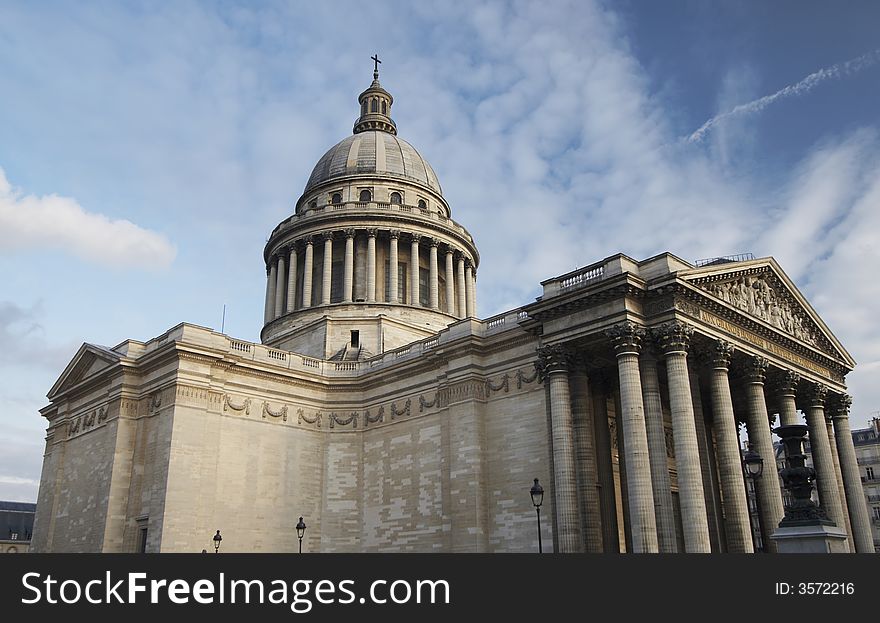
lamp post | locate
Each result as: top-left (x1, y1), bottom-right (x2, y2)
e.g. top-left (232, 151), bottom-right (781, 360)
top-left (213, 530), bottom-right (222, 554)
top-left (742, 446), bottom-right (766, 553)
top-left (530, 478), bottom-right (544, 553)
top-left (296, 516), bottom-right (306, 554)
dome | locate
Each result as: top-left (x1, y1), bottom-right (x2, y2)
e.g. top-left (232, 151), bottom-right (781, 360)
top-left (304, 131), bottom-right (442, 195)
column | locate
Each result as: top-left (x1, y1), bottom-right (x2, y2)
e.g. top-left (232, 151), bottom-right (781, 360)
top-left (410, 234), bottom-right (421, 306)
top-left (343, 229), bottom-right (354, 303)
top-left (536, 345), bottom-right (582, 552)
top-left (466, 260), bottom-right (476, 318)
top-left (321, 232), bottom-right (333, 305)
top-left (776, 370), bottom-right (801, 426)
top-left (708, 341), bottom-right (753, 553)
top-left (690, 360), bottom-right (724, 551)
top-left (263, 261), bottom-right (275, 324)
top-left (302, 237), bottom-right (314, 309)
top-left (428, 239), bottom-right (439, 310)
top-left (591, 373), bottom-right (619, 552)
top-left (445, 248), bottom-right (455, 315)
top-left (826, 413), bottom-right (854, 551)
top-left (654, 321), bottom-right (711, 553)
top-left (802, 384), bottom-right (848, 544)
top-left (569, 363), bottom-right (603, 552)
top-left (605, 322), bottom-right (658, 553)
top-left (456, 255), bottom-right (467, 318)
top-left (285, 244), bottom-right (297, 313)
top-left (638, 351), bottom-right (678, 552)
top-left (274, 252), bottom-right (286, 319)
top-left (389, 230), bottom-right (399, 303)
top-left (366, 229), bottom-right (377, 302)
top-left (830, 395), bottom-right (875, 553)
top-left (741, 356), bottom-right (785, 553)
top-left (266, 257), bottom-right (278, 322)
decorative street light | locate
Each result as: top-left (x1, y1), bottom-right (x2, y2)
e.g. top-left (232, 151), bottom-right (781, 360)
top-left (296, 516), bottom-right (307, 554)
top-left (530, 478), bottom-right (544, 554)
top-left (742, 446), bottom-right (766, 553)
top-left (213, 530), bottom-right (222, 554)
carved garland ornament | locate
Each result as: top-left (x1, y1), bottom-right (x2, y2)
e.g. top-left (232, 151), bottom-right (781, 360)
top-left (329, 412), bottom-right (358, 429)
top-left (262, 401), bottom-right (288, 421)
top-left (297, 408), bottom-right (322, 427)
top-left (223, 395), bottom-right (251, 415)
top-left (390, 398), bottom-right (411, 420)
top-left (363, 406), bottom-right (384, 427)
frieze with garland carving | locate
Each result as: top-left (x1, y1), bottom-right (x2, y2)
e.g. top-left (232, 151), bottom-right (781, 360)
top-left (419, 394), bottom-right (438, 413)
top-left (516, 367), bottom-right (539, 389)
top-left (329, 412), bottom-right (358, 429)
top-left (363, 406), bottom-right (384, 428)
top-left (297, 408), bottom-right (322, 428)
top-left (223, 394), bottom-right (251, 415)
top-left (67, 405), bottom-right (109, 439)
top-left (262, 401), bottom-right (288, 422)
top-left (390, 398), bottom-right (411, 420)
top-left (485, 373), bottom-right (510, 395)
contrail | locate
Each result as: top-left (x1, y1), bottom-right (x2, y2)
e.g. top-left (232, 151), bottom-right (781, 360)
top-left (687, 49), bottom-right (880, 143)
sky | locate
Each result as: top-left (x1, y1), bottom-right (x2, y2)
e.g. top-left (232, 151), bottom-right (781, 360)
top-left (1, 0), bottom-right (879, 502)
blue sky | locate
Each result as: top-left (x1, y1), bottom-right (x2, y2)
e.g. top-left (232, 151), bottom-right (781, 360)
top-left (1, 0), bottom-right (879, 501)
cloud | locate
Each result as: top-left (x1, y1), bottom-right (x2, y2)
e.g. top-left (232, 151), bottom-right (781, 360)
top-left (0, 300), bottom-right (79, 369)
top-left (0, 167), bottom-right (176, 269)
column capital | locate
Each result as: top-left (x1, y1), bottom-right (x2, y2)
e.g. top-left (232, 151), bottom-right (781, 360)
top-left (741, 355), bottom-right (769, 384)
top-left (535, 344), bottom-right (575, 381)
top-left (343, 228), bottom-right (356, 239)
top-left (303, 235), bottom-right (314, 246)
top-left (389, 229), bottom-right (400, 240)
top-left (464, 257), bottom-right (474, 269)
top-left (445, 246), bottom-right (456, 256)
top-left (429, 237), bottom-right (440, 248)
top-left (710, 339), bottom-right (735, 370)
top-left (774, 369), bottom-right (800, 398)
top-left (321, 231), bottom-right (334, 242)
top-left (410, 232), bottom-right (422, 244)
top-left (829, 393), bottom-right (853, 419)
top-left (803, 383), bottom-right (829, 408)
top-left (287, 241), bottom-right (299, 253)
top-left (366, 228), bottom-right (378, 238)
top-left (652, 320), bottom-right (693, 355)
top-left (605, 321), bottom-right (646, 356)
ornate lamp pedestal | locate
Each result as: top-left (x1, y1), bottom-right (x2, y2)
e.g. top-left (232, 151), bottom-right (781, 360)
top-left (769, 425), bottom-right (848, 553)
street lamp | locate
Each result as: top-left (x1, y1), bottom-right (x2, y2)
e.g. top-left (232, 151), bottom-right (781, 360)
top-left (213, 530), bottom-right (222, 554)
top-left (742, 447), bottom-right (766, 553)
top-left (296, 516), bottom-right (306, 554)
top-left (530, 478), bottom-right (544, 553)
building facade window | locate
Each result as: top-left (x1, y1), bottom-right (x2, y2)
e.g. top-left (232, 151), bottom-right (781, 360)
top-left (138, 528), bottom-right (148, 553)
top-left (873, 506), bottom-right (880, 520)
top-left (390, 192), bottom-right (402, 205)
top-left (418, 199), bottom-right (427, 210)
top-left (419, 267), bottom-right (429, 307)
top-left (359, 189), bottom-right (372, 202)
top-left (331, 193), bottom-right (342, 205)
top-left (868, 466), bottom-right (875, 481)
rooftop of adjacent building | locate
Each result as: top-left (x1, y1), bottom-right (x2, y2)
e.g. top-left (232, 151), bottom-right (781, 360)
top-left (0, 501), bottom-right (36, 542)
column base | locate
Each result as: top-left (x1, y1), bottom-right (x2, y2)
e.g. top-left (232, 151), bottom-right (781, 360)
top-left (770, 523), bottom-right (849, 553)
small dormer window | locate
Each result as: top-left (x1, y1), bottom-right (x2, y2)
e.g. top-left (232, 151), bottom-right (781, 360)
top-left (381, 101), bottom-right (387, 115)
top-left (390, 192), bottom-right (402, 205)
top-left (359, 189), bottom-right (372, 202)
top-left (418, 199), bottom-right (427, 210)
top-left (361, 101), bottom-right (367, 115)
top-left (331, 193), bottom-right (342, 205)
top-left (309, 200), bottom-right (317, 210)
top-left (371, 98), bottom-right (378, 113)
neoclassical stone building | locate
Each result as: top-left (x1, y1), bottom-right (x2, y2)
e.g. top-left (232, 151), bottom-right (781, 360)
top-left (31, 68), bottom-right (874, 553)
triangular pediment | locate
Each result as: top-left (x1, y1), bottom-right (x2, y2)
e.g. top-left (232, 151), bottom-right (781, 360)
top-left (678, 257), bottom-right (855, 367)
top-left (48, 343), bottom-right (122, 400)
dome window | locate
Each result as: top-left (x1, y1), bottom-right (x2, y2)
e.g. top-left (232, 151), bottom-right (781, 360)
top-left (418, 199), bottom-right (427, 210)
top-left (371, 98), bottom-right (378, 113)
top-left (331, 193), bottom-right (342, 205)
top-left (309, 200), bottom-right (317, 210)
top-left (390, 192), bottom-right (402, 205)
top-left (361, 101), bottom-right (367, 115)
top-left (381, 101), bottom-right (387, 115)
top-left (359, 189), bottom-right (372, 202)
